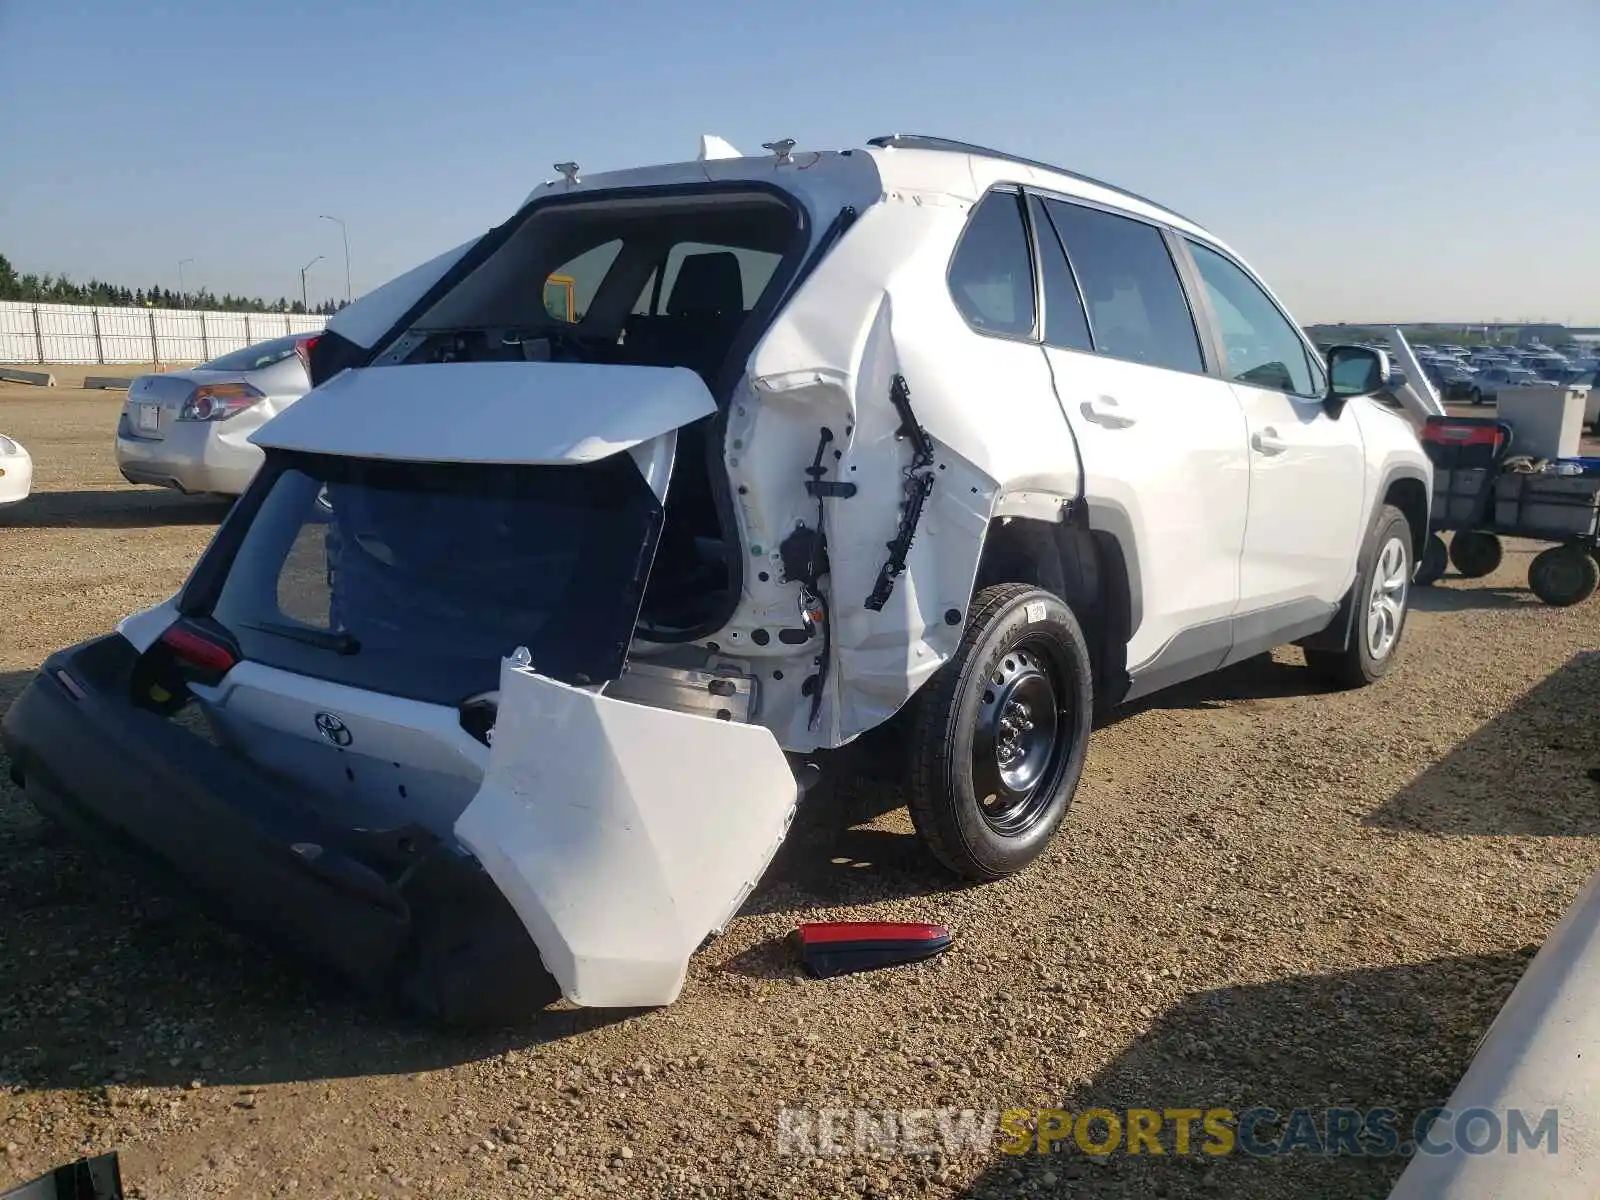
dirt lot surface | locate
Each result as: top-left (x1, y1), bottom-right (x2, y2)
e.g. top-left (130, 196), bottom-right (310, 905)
top-left (1, 380), bottom-right (1598, 1199)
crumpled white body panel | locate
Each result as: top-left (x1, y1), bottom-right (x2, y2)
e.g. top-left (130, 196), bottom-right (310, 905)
top-left (453, 660), bottom-right (798, 1008)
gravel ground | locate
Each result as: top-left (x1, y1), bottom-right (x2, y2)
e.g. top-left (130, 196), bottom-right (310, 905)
top-left (1, 380), bottom-right (1598, 1199)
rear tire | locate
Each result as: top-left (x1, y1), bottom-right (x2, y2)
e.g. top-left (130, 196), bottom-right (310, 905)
top-left (907, 584), bottom-right (1093, 882)
top-left (1528, 546), bottom-right (1600, 608)
top-left (1306, 505), bottom-right (1413, 689)
top-left (1448, 531), bottom-right (1504, 578)
top-left (1414, 533), bottom-right (1448, 586)
top-left (1470, 388), bottom-right (1484, 406)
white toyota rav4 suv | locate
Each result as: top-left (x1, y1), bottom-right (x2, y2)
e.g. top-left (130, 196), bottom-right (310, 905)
top-left (3, 134), bottom-right (1431, 1021)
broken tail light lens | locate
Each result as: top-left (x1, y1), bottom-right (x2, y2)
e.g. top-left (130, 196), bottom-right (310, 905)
top-left (178, 381), bottom-right (265, 422)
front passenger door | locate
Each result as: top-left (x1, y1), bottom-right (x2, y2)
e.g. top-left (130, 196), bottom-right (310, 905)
top-left (1182, 239), bottom-right (1366, 621)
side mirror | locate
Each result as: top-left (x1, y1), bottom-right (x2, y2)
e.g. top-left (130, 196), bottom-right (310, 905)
top-left (1326, 345), bottom-right (1390, 400)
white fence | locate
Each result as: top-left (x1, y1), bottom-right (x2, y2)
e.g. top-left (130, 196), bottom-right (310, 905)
top-left (0, 300), bottom-right (328, 365)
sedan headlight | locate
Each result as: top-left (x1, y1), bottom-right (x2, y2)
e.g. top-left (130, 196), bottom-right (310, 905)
top-left (0, 435), bottom-right (18, 456)
top-left (178, 381), bottom-right (266, 422)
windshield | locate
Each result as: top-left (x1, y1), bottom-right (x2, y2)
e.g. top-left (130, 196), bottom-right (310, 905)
top-left (201, 334), bottom-right (306, 373)
top-left (207, 452), bottom-right (662, 704)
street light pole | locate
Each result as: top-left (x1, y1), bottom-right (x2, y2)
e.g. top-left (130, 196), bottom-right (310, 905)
top-left (178, 257), bottom-right (195, 308)
top-left (319, 215), bottom-right (351, 304)
top-left (300, 255), bottom-right (325, 313)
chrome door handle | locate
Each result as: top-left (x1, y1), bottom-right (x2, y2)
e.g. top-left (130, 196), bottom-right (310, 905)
top-left (1251, 428), bottom-right (1288, 455)
top-left (1082, 396), bottom-right (1137, 428)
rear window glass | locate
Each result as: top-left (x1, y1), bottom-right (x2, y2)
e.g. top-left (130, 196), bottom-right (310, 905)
top-left (947, 190), bottom-right (1037, 338)
top-left (201, 334), bottom-right (304, 373)
top-left (544, 240), bottom-right (622, 323)
top-left (209, 454), bottom-right (662, 704)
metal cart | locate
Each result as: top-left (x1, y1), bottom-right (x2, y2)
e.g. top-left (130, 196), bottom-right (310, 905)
top-left (1414, 417), bottom-right (1600, 607)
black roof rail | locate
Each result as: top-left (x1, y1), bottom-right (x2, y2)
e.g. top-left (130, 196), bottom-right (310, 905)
top-left (865, 134), bottom-right (1202, 229)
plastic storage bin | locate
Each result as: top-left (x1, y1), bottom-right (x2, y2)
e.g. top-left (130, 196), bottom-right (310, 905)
top-left (1432, 467), bottom-right (1495, 526)
top-left (1495, 387), bottom-right (1587, 460)
top-left (1493, 472), bottom-right (1600, 540)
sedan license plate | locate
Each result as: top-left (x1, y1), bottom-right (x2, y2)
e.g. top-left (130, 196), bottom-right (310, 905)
top-left (135, 403), bottom-right (160, 433)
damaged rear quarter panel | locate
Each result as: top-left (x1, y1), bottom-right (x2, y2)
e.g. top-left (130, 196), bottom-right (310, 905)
top-left (738, 195), bottom-right (1081, 746)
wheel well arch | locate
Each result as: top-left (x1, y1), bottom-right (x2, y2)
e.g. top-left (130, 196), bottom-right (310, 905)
top-left (1382, 472), bottom-right (1430, 560)
top-left (973, 514), bottom-right (1134, 703)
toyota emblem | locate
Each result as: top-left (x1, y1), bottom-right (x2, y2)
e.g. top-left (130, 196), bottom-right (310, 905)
top-left (314, 711), bottom-right (352, 747)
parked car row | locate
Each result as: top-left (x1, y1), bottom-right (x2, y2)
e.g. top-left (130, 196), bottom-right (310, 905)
top-left (1339, 339), bottom-right (1599, 407)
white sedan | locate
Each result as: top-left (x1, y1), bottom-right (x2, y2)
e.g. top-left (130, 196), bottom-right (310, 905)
top-left (0, 434), bottom-right (31, 506)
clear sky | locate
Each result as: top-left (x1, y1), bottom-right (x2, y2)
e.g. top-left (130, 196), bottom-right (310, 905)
top-left (2, 0), bottom-right (1596, 323)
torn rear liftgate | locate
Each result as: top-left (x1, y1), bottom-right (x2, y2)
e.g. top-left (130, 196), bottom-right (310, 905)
top-left (257, 362), bottom-right (805, 1009)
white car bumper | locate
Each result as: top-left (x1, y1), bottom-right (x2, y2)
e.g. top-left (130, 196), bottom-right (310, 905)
top-left (454, 658), bottom-right (799, 1007)
top-left (0, 435), bottom-right (32, 505)
top-left (115, 415), bottom-right (264, 496)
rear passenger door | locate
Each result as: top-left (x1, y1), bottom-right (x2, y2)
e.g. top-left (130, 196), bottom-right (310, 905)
top-left (1029, 193), bottom-right (1250, 686)
top-left (1181, 239), bottom-right (1365, 620)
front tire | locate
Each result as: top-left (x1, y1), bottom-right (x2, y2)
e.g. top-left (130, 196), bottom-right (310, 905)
top-left (907, 584), bottom-right (1093, 882)
top-left (1305, 505), bottom-right (1413, 689)
top-left (1470, 388), bottom-right (1485, 406)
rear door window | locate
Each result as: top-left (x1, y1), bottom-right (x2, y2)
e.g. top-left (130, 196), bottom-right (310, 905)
top-left (1028, 195), bottom-right (1092, 352)
top-left (1041, 199), bottom-right (1204, 374)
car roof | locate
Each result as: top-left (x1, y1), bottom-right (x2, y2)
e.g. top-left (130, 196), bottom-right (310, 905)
top-left (524, 133), bottom-right (1217, 246)
top-left (864, 134), bottom-right (1206, 230)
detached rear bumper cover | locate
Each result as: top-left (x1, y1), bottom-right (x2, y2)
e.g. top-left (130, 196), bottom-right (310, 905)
top-left (455, 659), bottom-right (800, 1007)
top-left (0, 636), bottom-right (548, 1019)
top-left (4, 638), bottom-right (799, 1013)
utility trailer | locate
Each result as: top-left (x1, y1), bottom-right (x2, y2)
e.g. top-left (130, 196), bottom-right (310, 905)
top-left (1414, 416), bottom-right (1600, 607)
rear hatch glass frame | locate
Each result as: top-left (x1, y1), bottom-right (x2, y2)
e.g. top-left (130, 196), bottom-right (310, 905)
top-left (179, 447), bottom-right (665, 706)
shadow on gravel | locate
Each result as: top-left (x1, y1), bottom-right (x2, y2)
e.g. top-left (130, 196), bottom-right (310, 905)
top-left (736, 761), bottom-right (959, 927)
top-left (1409, 584), bottom-right (1532, 613)
top-left (1115, 652), bottom-right (1336, 717)
top-left (1, 489), bottom-right (232, 529)
top-left (0, 672), bottom-right (635, 1093)
top-left (742, 653), bottom-right (1352, 927)
top-left (959, 948), bottom-right (1535, 1200)
top-left (1366, 651), bottom-right (1600, 836)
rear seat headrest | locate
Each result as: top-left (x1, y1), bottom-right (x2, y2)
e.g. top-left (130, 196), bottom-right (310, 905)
top-left (666, 252), bottom-right (745, 318)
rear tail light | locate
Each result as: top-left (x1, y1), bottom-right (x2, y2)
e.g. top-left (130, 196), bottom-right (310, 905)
top-left (791, 921), bottom-right (954, 978)
top-left (178, 381), bottom-right (265, 422)
top-left (158, 623), bottom-right (238, 677)
top-left (294, 335), bottom-right (321, 374)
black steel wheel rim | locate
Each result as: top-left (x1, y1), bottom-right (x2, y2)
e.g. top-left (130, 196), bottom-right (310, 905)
top-left (971, 637), bottom-right (1076, 836)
